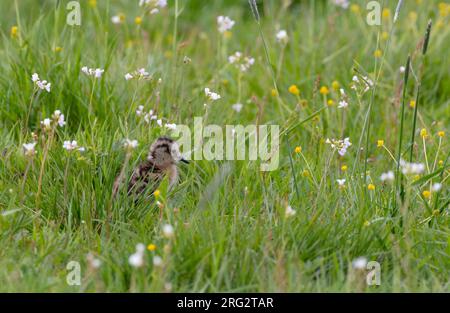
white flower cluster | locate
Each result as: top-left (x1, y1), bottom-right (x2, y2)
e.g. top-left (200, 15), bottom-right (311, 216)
top-left (399, 160), bottom-right (425, 175)
top-left (23, 142), bottom-right (37, 157)
top-left (124, 139), bottom-right (138, 151)
top-left (352, 257), bottom-right (368, 269)
top-left (380, 171), bottom-right (395, 182)
top-left (81, 66), bottom-right (104, 78)
top-left (162, 224), bottom-right (174, 238)
top-left (338, 88), bottom-right (349, 108)
top-left (139, 0), bottom-right (167, 14)
top-left (326, 137), bottom-right (352, 156)
top-left (128, 243), bottom-right (145, 268)
top-left (204, 88), bottom-right (221, 101)
top-left (86, 253), bottom-right (102, 269)
top-left (276, 30), bottom-right (289, 44)
top-left (63, 140), bottom-right (85, 152)
top-left (285, 205), bottom-right (296, 217)
top-left (351, 75), bottom-right (374, 94)
top-left (32, 73), bottom-right (51, 92)
top-left (135, 106), bottom-right (177, 130)
top-left (125, 68), bottom-right (151, 81)
top-left (41, 110), bottom-right (66, 131)
top-left (228, 51), bottom-right (255, 72)
top-left (217, 16), bottom-right (235, 33)
top-left (332, 0), bottom-right (350, 9)
top-left (337, 179), bottom-right (346, 188)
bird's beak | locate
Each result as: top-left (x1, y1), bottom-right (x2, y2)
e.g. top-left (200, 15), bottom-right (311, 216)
top-left (180, 158), bottom-right (190, 164)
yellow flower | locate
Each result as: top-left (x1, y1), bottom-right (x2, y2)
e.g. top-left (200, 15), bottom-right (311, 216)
top-left (332, 81), bottom-right (340, 91)
top-left (408, 11), bottom-right (418, 22)
top-left (271, 88), bottom-right (278, 97)
top-left (438, 131), bottom-right (445, 138)
top-left (147, 244), bottom-right (156, 251)
top-left (153, 189), bottom-right (161, 198)
top-left (350, 4), bottom-right (361, 14)
top-left (439, 2), bottom-right (450, 17)
top-left (327, 99), bottom-right (335, 106)
top-left (288, 84), bottom-right (300, 96)
top-left (135, 16), bottom-right (143, 25)
top-left (368, 184), bottom-right (375, 191)
top-left (363, 220), bottom-right (371, 227)
top-left (54, 46), bottom-right (63, 53)
top-left (438, 160), bottom-right (444, 167)
top-left (341, 165), bottom-right (348, 172)
top-left (377, 140), bottom-right (384, 148)
top-left (409, 100), bottom-right (416, 108)
top-left (420, 128), bottom-right (427, 138)
top-left (319, 86), bottom-right (329, 95)
top-left (126, 40), bottom-right (134, 49)
top-left (381, 31), bottom-right (389, 40)
top-left (382, 8), bottom-right (391, 19)
top-left (164, 50), bottom-right (173, 59)
top-left (294, 146), bottom-right (302, 153)
top-left (88, 0), bottom-right (97, 7)
top-left (10, 26), bottom-right (18, 38)
top-left (374, 49), bottom-right (382, 58)
top-left (302, 170), bottom-right (310, 178)
top-left (422, 190), bottom-right (431, 199)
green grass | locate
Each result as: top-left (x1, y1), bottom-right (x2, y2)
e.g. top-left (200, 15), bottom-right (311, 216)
top-left (0, 0), bottom-right (449, 292)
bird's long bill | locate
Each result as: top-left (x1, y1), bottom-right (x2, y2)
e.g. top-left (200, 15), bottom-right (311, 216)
top-left (180, 158), bottom-right (190, 164)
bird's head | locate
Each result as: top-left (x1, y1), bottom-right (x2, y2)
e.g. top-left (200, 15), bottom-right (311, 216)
top-left (148, 137), bottom-right (189, 168)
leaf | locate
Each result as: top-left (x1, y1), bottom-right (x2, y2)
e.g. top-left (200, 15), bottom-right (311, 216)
top-left (411, 165), bottom-right (449, 186)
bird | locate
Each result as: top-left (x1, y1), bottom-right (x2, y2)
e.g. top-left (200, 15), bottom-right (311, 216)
top-left (113, 137), bottom-right (188, 198)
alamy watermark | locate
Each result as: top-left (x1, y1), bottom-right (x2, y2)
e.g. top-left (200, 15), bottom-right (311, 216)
top-left (172, 117), bottom-right (280, 171)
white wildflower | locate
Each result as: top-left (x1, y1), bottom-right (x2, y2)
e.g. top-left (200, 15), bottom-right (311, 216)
top-left (228, 51), bottom-right (254, 72)
top-left (136, 105), bottom-right (144, 116)
top-left (165, 123), bottom-right (177, 130)
top-left (285, 205), bottom-right (296, 217)
top-left (327, 138), bottom-right (352, 156)
top-left (81, 66), bottom-right (105, 79)
top-left (86, 253), bottom-right (102, 269)
top-left (332, 0), bottom-right (350, 9)
top-left (41, 118), bottom-right (52, 130)
top-left (162, 224), bottom-right (174, 238)
top-left (128, 243), bottom-right (145, 268)
top-left (352, 257), bottom-right (368, 269)
top-left (432, 183), bottom-right (442, 192)
top-left (380, 171), bottom-right (395, 182)
top-left (276, 30), bottom-right (289, 44)
top-left (125, 73), bottom-right (133, 80)
top-left (204, 88), bottom-right (221, 101)
top-left (338, 100), bottom-right (348, 108)
top-left (153, 255), bottom-right (163, 267)
top-left (337, 179), bottom-right (346, 188)
top-left (111, 15), bottom-right (122, 24)
top-left (124, 139), bottom-right (138, 150)
top-left (217, 16), bottom-right (235, 33)
top-left (232, 103), bottom-right (243, 112)
top-left (32, 73), bottom-right (51, 92)
top-left (400, 159), bottom-right (425, 175)
top-left (63, 140), bottom-right (84, 152)
top-left (23, 142), bottom-right (37, 157)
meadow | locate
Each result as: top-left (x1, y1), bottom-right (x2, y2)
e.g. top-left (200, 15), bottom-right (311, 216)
top-left (0, 0), bottom-right (449, 292)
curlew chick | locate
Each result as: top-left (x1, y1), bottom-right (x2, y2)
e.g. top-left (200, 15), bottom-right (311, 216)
top-left (113, 137), bottom-right (188, 198)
